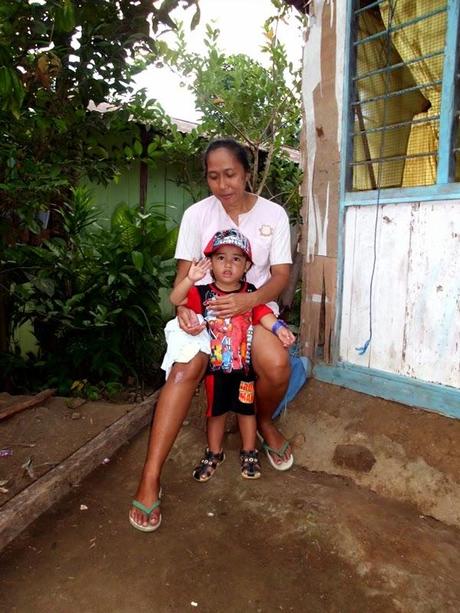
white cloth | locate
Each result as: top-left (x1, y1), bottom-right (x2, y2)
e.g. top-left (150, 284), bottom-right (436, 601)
top-left (174, 195), bottom-right (292, 290)
top-left (160, 315), bottom-right (211, 380)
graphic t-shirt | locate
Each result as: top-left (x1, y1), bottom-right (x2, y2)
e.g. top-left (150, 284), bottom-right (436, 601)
top-left (185, 282), bottom-right (272, 375)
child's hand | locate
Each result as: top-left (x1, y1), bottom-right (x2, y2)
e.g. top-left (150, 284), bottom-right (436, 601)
top-left (276, 326), bottom-right (296, 349)
top-left (187, 258), bottom-right (212, 283)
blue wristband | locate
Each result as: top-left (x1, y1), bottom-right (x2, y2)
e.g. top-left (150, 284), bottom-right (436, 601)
top-left (271, 319), bottom-right (288, 335)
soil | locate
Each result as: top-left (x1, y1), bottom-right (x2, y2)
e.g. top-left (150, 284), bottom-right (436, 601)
top-left (1, 382), bottom-right (460, 612)
top-left (0, 392), bottom-right (146, 504)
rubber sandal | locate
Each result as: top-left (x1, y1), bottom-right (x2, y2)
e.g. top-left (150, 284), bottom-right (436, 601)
top-left (240, 449), bottom-right (261, 480)
top-left (193, 448), bottom-right (225, 482)
top-left (129, 487), bottom-right (162, 533)
top-left (262, 440), bottom-right (294, 471)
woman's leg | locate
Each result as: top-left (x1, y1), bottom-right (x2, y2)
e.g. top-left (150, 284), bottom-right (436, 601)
top-left (130, 352), bottom-right (208, 528)
top-left (251, 325), bottom-right (292, 465)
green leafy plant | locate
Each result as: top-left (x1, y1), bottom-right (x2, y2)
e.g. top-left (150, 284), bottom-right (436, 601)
top-left (0, 0), bottom-right (200, 353)
top-left (2, 189), bottom-right (177, 392)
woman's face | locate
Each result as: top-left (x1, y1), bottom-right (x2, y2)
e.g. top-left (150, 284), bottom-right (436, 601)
top-left (205, 147), bottom-right (249, 207)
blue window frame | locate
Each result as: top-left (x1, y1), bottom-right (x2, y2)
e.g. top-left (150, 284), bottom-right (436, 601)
top-left (342, 0), bottom-right (460, 206)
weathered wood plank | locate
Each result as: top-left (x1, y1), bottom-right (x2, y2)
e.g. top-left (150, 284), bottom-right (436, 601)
top-left (370, 203), bottom-right (412, 374)
top-left (341, 205), bottom-right (379, 367)
top-left (0, 388), bottom-right (56, 421)
top-left (403, 201), bottom-right (460, 387)
top-left (340, 200), bottom-right (460, 388)
top-left (0, 391), bottom-right (159, 552)
top-left (339, 205), bottom-right (357, 362)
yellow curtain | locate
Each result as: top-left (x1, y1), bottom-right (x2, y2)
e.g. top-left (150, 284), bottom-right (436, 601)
top-left (353, 9), bottom-right (429, 190)
top-left (380, 0), bottom-right (447, 186)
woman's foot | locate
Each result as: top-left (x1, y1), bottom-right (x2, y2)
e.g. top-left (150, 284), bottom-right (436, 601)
top-left (240, 449), bottom-right (261, 479)
top-left (193, 448), bottom-right (225, 482)
top-left (257, 423), bottom-right (293, 470)
top-left (129, 480), bottom-right (162, 532)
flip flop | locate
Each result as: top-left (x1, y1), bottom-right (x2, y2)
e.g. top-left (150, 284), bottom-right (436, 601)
top-left (129, 488), bottom-right (162, 532)
top-left (261, 440), bottom-right (294, 471)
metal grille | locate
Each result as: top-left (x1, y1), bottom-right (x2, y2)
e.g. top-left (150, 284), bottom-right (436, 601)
top-left (350, 0), bottom-right (447, 191)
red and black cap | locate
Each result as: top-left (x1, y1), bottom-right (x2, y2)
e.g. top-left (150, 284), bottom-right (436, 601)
top-left (204, 228), bottom-right (253, 263)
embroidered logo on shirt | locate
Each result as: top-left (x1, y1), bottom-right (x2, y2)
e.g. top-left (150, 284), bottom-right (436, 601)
top-left (259, 224), bottom-right (273, 237)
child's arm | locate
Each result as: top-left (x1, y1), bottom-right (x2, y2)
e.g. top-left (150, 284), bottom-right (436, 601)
top-left (259, 313), bottom-right (296, 349)
top-left (170, 258), bottom-right (212, 306)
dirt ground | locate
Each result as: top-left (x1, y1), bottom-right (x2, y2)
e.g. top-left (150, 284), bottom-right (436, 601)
top-left (0, 392), bottom-right (141, 505)
top-left (1, 382), bottom-right (460, 612)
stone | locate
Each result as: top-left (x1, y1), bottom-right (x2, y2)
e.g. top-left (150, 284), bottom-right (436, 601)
top-left (333, 444), bottom-right (376, 473)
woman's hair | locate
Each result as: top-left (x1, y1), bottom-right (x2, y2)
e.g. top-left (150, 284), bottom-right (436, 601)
top-left (203, 138), bottom-right (252, 174)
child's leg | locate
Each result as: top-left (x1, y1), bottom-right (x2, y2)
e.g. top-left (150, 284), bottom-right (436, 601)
top-left (237, 414), bottom-right (257, 451)
top-left (192, 414), bottom-right (226, 482)
top-left (237, 414), bottom-right (261, 479)
top-left (207, 414), bottom-right (226, 453)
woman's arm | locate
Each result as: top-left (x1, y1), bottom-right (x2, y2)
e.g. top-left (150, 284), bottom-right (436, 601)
top-left (247, 263), bottom-right (291, 307)
top-left (174, 259), bottom-right (192, 286)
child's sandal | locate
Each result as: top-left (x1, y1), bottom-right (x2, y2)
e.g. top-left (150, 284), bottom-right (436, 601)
top-left (240, 449), bottom-right (261, 480)
top-left (193, 448), bottom-right (225, 482)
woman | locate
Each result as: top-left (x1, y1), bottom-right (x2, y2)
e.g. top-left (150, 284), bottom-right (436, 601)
top-left (129, 138), bottom-right (293, 532)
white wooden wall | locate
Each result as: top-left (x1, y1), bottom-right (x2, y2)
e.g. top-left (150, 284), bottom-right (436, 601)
top-left (340, 201), bottom-right (460, 388)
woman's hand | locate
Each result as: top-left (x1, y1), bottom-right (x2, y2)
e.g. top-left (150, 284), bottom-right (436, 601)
top-left (176, 305), bottom-right (206, 335)
top-left (207, 291), bottom-right (255, 318)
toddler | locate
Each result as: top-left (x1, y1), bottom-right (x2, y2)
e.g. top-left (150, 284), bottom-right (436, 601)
top-left (169, 228), bottom-right (295, 480)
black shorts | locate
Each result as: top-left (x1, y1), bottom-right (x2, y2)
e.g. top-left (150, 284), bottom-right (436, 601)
top-left (204, 371), bottom-right (255, 417)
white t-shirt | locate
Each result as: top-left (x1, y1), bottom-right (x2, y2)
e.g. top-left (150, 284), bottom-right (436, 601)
top-left (175, 195), bottom-right (292, 289)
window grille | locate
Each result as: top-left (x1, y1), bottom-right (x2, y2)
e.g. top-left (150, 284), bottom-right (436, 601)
top-left (349, 0), bottom-right (448, 191)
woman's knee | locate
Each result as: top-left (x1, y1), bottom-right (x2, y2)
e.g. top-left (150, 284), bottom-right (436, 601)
top-left (168, 354), bottom-right (207, 385)
top-left (253, 341), bottom-right (290, 386)
top-left (257, 359), bottom-right (290, 388)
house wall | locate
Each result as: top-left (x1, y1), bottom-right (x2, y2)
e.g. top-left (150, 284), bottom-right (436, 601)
top-left (300, 0), bottom-right (346, 361)
top-left (300, 1), bottom-right (460, 405)
top-left (340, 201), bottom-right (460, 388)
top-left (88, 161), bottom-right (198, 228)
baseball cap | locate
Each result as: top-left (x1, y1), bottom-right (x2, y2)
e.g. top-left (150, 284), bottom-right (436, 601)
top-left (203, 228), bottom-right (253, 263)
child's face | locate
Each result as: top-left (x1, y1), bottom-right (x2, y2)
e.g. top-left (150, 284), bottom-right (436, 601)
top-left (210, 245), bottom-right (250, 286)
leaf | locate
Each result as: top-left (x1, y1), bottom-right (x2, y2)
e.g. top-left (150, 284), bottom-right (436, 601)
top-left (131, 250), bottom-right (144, 271)
top-left (133, 139), bottom-right (143, 156)
top-left (147, 141), bottom-right (158, 156)
top-left (54, 0), bottom-right (76, 33)
top-left (33, 277), bottom-right (55, 297)
top-left (153, 225), bottom-right (179, 259)
top-left (190, 5), bottom-right (201, 30)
